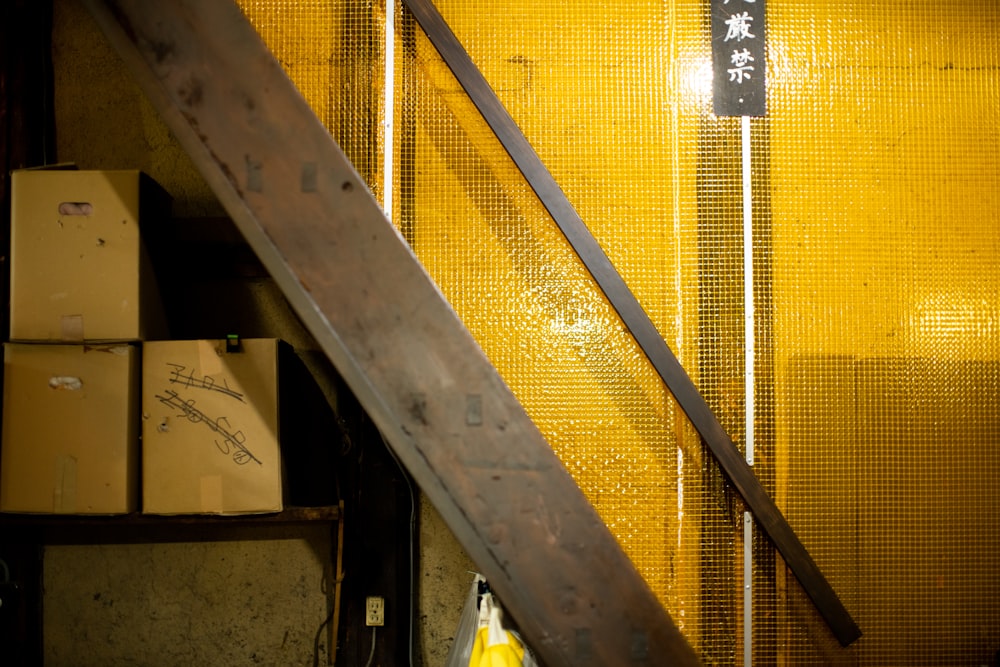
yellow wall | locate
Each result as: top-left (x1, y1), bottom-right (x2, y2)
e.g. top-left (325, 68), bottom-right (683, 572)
top-left (769, 2), bottom-right (999, 362)
top-left (768, 3), bottom-right (1000, 662)
top-left (240, 1), bottom-right (1000, 663)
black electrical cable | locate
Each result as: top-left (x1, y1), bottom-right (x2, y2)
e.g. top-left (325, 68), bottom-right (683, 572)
top-left (380, 430), bottom-right (416, 667)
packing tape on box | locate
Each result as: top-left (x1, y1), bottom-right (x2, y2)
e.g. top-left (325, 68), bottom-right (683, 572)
top-left (49, 375), bottom-right (83, 391)
top-left (54, 455), bottom-right (78, 513)
top-left (60, 314), bottom-right (85, 341)
top-left (200, 475), bottom-right (224, 514)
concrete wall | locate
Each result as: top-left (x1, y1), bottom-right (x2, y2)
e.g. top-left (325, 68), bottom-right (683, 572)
top-left (44, 532), bottom-right (334, 665)
top-left (45, 1), bottom-right (475, 664)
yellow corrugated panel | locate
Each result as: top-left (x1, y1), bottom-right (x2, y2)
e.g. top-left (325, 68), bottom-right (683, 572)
top-left (238, 1), bottom-right (999, 663)
top-left (770, 2), bottom-right (1000, 664)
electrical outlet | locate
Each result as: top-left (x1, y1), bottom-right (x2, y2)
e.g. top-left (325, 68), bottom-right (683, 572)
top-left (366, 596), bottom-right (385, 626)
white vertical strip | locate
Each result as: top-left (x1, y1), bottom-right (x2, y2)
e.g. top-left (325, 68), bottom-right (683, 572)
top-left (741, 114), bottom-right (754, 667)
top-left (744, 511), bottom-right (753, 666)
top-left (667, 10), bottom-right (688, 630)
top-left (382, 0), bottom-right (396, 223)
top-left (668, 0), bottom-right (685, 562)
top-left (742, 114), bottom-right (754, 467)
top-left (669, 5), bottom-right (684, 369)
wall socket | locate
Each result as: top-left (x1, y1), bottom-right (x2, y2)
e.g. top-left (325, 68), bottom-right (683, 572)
top-left (365, 596), bottom-right (385, 627)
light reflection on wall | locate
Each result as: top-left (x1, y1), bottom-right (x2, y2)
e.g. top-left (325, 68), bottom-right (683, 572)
top-left (681, 58), bottom-right (713, 106)
top-left (909, 292), bottom-right (998, 360)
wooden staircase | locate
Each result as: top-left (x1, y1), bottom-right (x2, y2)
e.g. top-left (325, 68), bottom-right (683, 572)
top-left (83, 1), bottom-right (859, 662)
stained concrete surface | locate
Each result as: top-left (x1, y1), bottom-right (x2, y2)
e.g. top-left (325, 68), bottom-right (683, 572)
top-left (42, 500), bottom-right (477, 666)
top-left (52, 0), bottom-right (224, 219)
top-left (44, 528), bottom-right (334, 666)
top-left (418, 498), bottom-right (478, 666)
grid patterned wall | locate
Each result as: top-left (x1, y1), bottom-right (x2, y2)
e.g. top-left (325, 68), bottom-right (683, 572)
top-left (398, 3), bottom-right (760, 658)
top-left (237, 1), bottom-right (999, 663)
top-left (769, 2), bottom-right (1000, 664)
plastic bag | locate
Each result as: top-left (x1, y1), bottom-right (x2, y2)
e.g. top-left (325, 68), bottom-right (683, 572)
top-left (445, 574), bottom-right (539, 667)
top-left (444, 573), bottom-right (485, 667)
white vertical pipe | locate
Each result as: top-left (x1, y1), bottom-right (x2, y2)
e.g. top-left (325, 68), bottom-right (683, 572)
top-left (383, 6), bottom-right (410, 663)
top-left (742, 114), bottom-right (755, 467)
top-left (744, 510), bottom-right (753, 666)
top-left (741, 114), bottom-right (754, 667)
top-left (382, 0), bottom-right (396, 223)
top-left (668, 4), bottom-right (686, 583)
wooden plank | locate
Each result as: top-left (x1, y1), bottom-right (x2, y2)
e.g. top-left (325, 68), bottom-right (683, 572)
top-left (0, 507), bottom-right (342, 545)
top-left (0, 506), bottom-right (340, 528)
top-left (401, 0), bottom-right (861, 647)
top-left (83, 2), bottom-right (702, 665)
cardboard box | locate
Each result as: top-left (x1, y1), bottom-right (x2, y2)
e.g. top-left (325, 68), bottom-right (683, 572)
top-left (142, 339), bottom-right (285, 515)
top-left (0, 343), bottom-right (139, 514)
top-left (10, 168), bottom-right (170, 342)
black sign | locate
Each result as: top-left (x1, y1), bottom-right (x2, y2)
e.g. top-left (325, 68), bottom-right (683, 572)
top-left (711, 0), bottom-right (767, 117)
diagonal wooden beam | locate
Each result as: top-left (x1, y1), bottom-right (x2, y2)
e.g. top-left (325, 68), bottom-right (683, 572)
top-left (83, 1), bottom-right (702, 665)
top-left (401, 0), bottom-right (861, 647)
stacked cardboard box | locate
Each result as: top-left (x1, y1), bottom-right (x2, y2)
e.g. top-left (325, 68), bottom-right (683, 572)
top-left (8, 169), bottom-right (169, 343)
top-left (141, 338), bottom-right (285, 515)
top-left (1, 343), bottom-right (140, 514)
top-left (1, 168), bottom-right (168, 514)
top-left (2, 169), bottom-right (293, 516)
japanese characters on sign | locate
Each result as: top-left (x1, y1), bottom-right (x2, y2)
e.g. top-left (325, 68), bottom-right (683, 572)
top-left (711, 0), bottom-right (767, 117)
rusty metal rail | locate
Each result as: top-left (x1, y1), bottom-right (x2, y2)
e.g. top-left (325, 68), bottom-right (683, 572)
top-left (84, 1), bottom-right (701, 664)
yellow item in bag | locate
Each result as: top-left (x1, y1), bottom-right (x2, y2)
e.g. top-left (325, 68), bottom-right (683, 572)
top-left (469, 598), bottom-right (525, 667)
